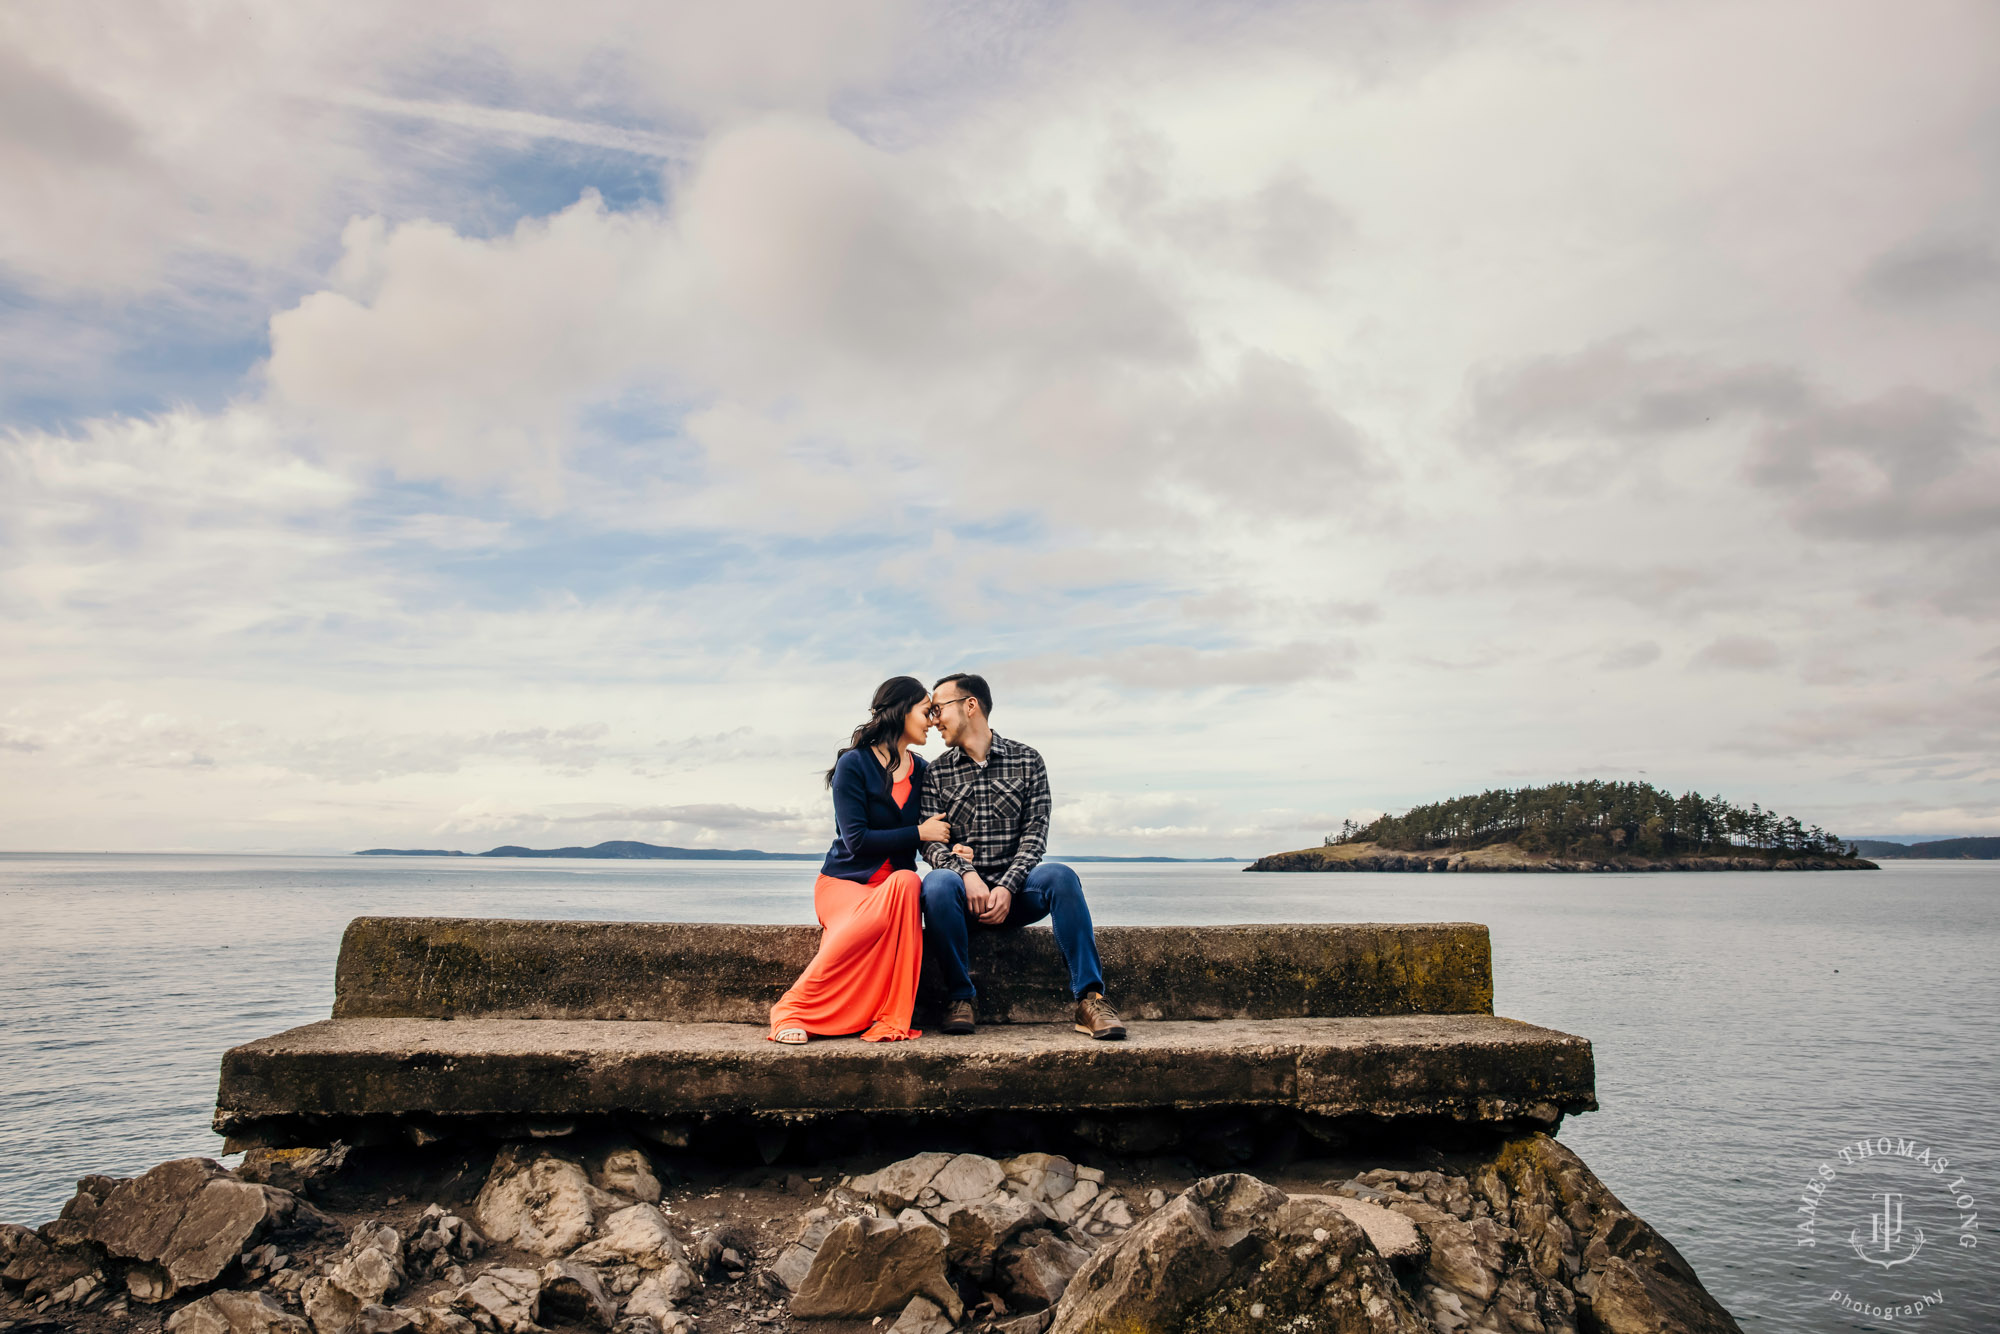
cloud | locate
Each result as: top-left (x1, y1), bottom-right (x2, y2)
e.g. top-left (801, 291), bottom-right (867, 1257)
top-left (1854, 236), bottom-right (2000, 309)
top-left (1002, 641), bottom-right (1358, 691)
top-left (1465, 339), bottom-right (1806, 465)
top-left (1599, 641), bottom-right (1661, 671)
top-left (1691, 635), bottom-right (1783, 672)
top-left (1748, 388), bottom-right (2000, 542)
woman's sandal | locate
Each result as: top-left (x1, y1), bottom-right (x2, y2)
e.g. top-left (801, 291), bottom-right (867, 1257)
top-left (773, 1028), bottom-right (808, 1045)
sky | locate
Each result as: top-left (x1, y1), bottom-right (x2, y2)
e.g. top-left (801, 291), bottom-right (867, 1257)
top-left (3, 0), bottom-right (1998, 855)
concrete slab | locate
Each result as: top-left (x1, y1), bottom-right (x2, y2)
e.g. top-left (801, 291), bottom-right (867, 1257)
top-left (330, 918), bottom-right (1495, 1025)
top-left (214, 1014), bottom-right (1595, 1146)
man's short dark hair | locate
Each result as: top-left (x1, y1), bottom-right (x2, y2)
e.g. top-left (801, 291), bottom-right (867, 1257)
top-left (934, 672), bottom-right (992, 718)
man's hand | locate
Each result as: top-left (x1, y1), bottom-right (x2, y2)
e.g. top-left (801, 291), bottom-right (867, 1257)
top-left (960, 872), bottom-right (1008, 924)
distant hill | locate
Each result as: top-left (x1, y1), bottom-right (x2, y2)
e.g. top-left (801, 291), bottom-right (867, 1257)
top-left (1852, 837), bottom-right (2000, 860)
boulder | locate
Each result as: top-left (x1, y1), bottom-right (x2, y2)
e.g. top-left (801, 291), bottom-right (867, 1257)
top-left (622, 1264), bottom-right (696, 1323)
top-left (589, 1147), bottom-right (662, 1204)
top-left (540, 1259), bottom-right (617, 1329)
top-left (788, 1215), bottom-right (962, 1321)
top-left (569, 1204), bottom-right (687, 1270)
top-left (996, 1229), bottom-right (1091, 1309)
top-left (770, 1211), bottom-right (835, 1292)
top-left (1492, 1134), bottom-right (1739, 1334)
top-left (475, 1146), bottom-right (599, 1257)
top-left (91, 1158), bottom-right (230, 1261)
top-left (403, 1308), bottom-right (477, 1334)
top-left (1045, 1175), bottom-right (1429, 1334)
top-left (446, 1266), bottom-right (542, 1333)
top-left (85, 1157), bottom-right (316, 1299)
top-left (236, 1145), bottom-right (349, 1199)
top-left (167, 1289), bottom-right (313, 1334)
top-left (0, 1228), bottom-right (100, 1303)
top-left (999, 1154), bottom-right (1075, 1205)
top-left (889, 1295), bottom-right (956, 1334)
top-left (1300, 1196), bottom-right (1425, 1263)
top-left (404, 1206), bottom-right (484, 1282)
top-left (930, 1153), bottom-right (1006, 1204)
top-left (849, 1153), bottom-right (955, 1212)
top-left (302, 1222), bottom-right (404, 1334)
top-left (938, 1194), bottom-right (1037, 1282)
top-left (1047, 1180), bottom-right (1099, 1225)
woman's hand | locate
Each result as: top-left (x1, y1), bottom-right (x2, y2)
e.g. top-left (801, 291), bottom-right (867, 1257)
top-left (918, 815), bottom-right (951, 843)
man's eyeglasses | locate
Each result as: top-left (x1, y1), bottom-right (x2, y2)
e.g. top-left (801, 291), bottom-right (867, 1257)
top-left (927, 695), bottom-right (973, 721)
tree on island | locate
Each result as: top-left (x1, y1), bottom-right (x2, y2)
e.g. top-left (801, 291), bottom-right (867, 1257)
top-left (1326, 780), bottom-right (1852, 860)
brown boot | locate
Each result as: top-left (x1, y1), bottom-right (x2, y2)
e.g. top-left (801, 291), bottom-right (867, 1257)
top-left (1074, 991), bottom-right (1125, 1040)
top-left (941, 999), bottom-right (976, 1035)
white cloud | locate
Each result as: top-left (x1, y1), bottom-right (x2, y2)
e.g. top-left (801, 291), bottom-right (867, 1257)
top-left (4, 0), bottom-right (2000, 852)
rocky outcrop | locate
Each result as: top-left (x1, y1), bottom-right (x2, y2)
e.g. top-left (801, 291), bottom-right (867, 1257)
top-left (4, 1135), bottom-right (1740, 1334)
top-left (1247, 841), bottom-right (1877, 872)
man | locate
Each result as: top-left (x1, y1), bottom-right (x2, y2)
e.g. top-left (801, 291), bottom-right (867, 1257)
top-left (918, 673), bottom-right (1125, 1040)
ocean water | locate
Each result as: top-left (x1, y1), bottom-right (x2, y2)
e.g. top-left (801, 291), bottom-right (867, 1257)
top-left (2, 853), bottom-right (1994, 1332)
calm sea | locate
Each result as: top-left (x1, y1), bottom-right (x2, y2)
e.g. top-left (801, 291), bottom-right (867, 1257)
top-left (3, 853), bottom-right (1994, 1332)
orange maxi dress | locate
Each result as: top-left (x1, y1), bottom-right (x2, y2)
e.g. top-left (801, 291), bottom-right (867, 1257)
top-left (767, 769), bottom-right (924, 1042)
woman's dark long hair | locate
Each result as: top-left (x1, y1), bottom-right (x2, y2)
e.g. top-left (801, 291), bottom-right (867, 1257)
top-left (825, 676), bottom-right (929, 788)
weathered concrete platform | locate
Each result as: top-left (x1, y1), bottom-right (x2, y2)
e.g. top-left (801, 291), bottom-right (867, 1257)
top-left (214, 917), bottom-right (1596, 1152)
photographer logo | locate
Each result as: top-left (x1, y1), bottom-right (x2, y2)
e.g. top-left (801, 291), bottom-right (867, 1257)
top-left (1795, 1134), bottom-right (1978, 1322)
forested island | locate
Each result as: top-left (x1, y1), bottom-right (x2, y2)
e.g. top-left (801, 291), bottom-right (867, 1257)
top-left (1248, 780), bottom-right (1878, 872)
top-left (1851, 835), bottom-right (2000, 859)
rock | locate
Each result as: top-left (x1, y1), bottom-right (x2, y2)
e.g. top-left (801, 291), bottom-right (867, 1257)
top-left (57, 1174), bottom-right (122, 1226)
top-left (929, 1154), bottom-right (1006, 1203)
top-left (621, 1264), bottom-right (697, 1325)
top-left (237, 1145), bottom-right (349, 1199)
top-left (404, 1206), bottom-right (484, 1282)
top-left (447, 1266), bottom-right (542, 1333)
top-left (302, 1222), bottom-right (404, 1334)
top-left (1421, 1215), bottom-right (1508, 1304)
top-left (1088, 1197), bottom-right (1134, 1232)
top-left (996, 1229), bottom-right (1092, 1309)
top-left (1045, 1175), bottom-right (1429, 1334)
top-left (1072, 1167), bottom-right (1104, 1185)
top-left (1294, 1195), bottom-right (1427, 1263)
top-left (848, 1153), bottom-right (955, 1212)
top-left (540, 1260), bottom-right (617, 1329)
top-left (568, 1204), bottom-right (686, 1270)
top-left (403, 1309), bottom-right (477, 1334)
top-left (474, 1146), bottom-right (599, 1257)
top-left (590, 1147), bottom-right (662, 1204)
top-left (1493, 1134), bottom-right (1739, 1334)
top-left (1144, 1189), bottom-right (1166, 1210)
top-left (999, 1154), bottom-right (1075, 1205)
top-left (770, 1211), bottom-right (835, 1292)
top-left (788, 1215), bottom-right (961, 1321)
top-left (938, 1194), bottom-right (1037, 1282)
top-left (128, 1263), bottom-right (175, 1303)
top-left (993, 1314), bottom-right (1050, 1334)
top-left (167, 1290), bottom-right (313, 1334)
top-left (889, 1295), bottom-right (955, 1334)
top-left (1047, 1180), bottom-right (1099, 1225)
top-left (86, 1157), bottom-right (315, 1299)
top-left (0, 1229), bottom-right (98, 1303)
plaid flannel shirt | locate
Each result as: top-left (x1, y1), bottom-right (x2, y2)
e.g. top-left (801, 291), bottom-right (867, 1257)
top-left (919, 733), bottom-right (1051, 892)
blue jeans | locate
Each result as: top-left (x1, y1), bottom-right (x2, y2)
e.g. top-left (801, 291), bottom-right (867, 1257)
top-left (920, 861), bottom-right (1105, 1001)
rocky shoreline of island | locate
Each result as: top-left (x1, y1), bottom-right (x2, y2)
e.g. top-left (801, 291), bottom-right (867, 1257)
top-left (1245, 841), bottom-right (1877, 873)
top-left (1, 1130), bottom-right (1742, 1334)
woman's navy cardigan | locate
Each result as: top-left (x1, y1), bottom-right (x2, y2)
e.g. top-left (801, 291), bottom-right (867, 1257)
top-left (820, 748), bottom-right (929, 882)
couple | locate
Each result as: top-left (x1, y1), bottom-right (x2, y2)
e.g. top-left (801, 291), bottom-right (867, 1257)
top-left (767, 673), bottom-right (1125, 1045)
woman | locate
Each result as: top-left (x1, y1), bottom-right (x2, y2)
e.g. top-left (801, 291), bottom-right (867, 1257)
top-left (768, 676), bottom-right (950, 1044)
